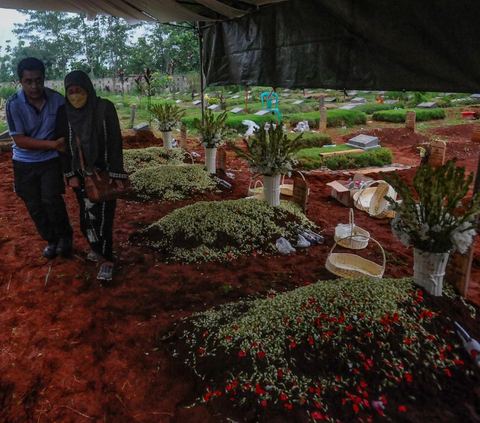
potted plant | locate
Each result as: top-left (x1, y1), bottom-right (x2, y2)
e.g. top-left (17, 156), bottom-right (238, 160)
top-left (193, 110), bottom-right (228, 174)
top-left (148, 102), bottom-right (185, 150)
top-left (382, 159), bottom-right (480, 296)
top-left (232, 123), bottom-right (303, 207)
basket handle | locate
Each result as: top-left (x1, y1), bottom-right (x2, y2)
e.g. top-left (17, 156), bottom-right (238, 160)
top-left (349, 208), bottom-right (355, 227)
top-left (249, 173), bottom-right (263, 190)
top-left (353, 180), bottom-right (384, 209)
top-left (328, 234), bottom-right (386, 273)
top-left (184, 151), bottom-right (195, 164)
top-left (282, 171), bottom-right (306, 185)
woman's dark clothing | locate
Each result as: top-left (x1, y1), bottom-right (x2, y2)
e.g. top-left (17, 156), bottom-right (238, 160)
top-left (56, 71), bottom-right (127, 262)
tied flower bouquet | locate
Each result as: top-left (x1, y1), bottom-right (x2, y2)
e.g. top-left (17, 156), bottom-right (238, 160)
top-left (232, 123), bottom-right (303, 176)
top-left (193, 110), bottom-right (228, 148)
top-left (149, 102), bottom-right (185, 132)
top-left (382, 159), bottom-right (480, 254)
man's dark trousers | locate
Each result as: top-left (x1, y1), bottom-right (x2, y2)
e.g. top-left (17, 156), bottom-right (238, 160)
top-left (13, 157), bottom-right (72, 243)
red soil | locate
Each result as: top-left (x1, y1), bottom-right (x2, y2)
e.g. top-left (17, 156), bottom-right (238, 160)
top-left (0, 124), bottom-right (479, 422)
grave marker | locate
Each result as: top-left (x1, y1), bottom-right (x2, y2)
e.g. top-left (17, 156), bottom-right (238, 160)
top-left (318, 95), bottom-right (325, 108)
top-left (472, 122), bottom-right (480, 143)
top-left (347, 90), bottom-right (358, 96)
top-left (231, 95), bottom-right (240, 99)
top-left (406, 111), bottom-right (416, 131)
top-left (208, 104), bottom-right (220, 111)
top-left (192, 100), bottom-right (202, 106)
top-left (319, 107), bottom-right (327, 133)
top-left (350, 97), bottom-right (366, 103)
top-left (254, 110), bottom-right (270, 116)
top-left (416, 102), bottom-right (437, 109)
top-left (133, 122), bottom-right (149, 133)
top-left (470, 94), bottom-right (480, 100)
top-left (230, 107), bottom-right (244, 114)
top-left (175, 99), bottom-right (182, 104)
top-left (430, 140), bottom-right (446, 167)
top-left (180, 125), bottom-right (187, 149)
top-left (292, 100), bottom-right (304, 105)
top-left (324, 97), bottom-right (337, 103)
top-left (339, 104), bottom-right (357, 110)
top-left (383, 99), bottom-right (398, 104)
top-left (346, 134), bottom-right (380, 150)
top-left (217, 148), bottom-right (227, 174)
top-left (293, 177), bottom-right (309, 213)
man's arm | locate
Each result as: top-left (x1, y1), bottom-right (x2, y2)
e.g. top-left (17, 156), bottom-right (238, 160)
top-left (12, 134), bottom-right (66, 152)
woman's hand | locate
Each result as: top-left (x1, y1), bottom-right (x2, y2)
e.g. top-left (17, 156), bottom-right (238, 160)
top-left (110, 179), bottom-right (124, 189)
top-left (69, 177), bottom-right (80, 188)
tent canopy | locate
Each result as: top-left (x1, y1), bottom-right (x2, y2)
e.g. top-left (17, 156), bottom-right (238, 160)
top-left (0, 0), bottom-right (285, 23)
top-left (203, 0), bottom-right (480, 92)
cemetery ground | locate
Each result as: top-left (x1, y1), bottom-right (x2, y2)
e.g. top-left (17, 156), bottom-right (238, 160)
top-left (1, 111), bottom-right (480, 422)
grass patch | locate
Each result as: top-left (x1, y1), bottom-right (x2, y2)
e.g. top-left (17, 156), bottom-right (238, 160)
top-left (287, 132), bottom-right (332, 148)
top-left (123, 147), bottom-right (186, 173)
top-left (137, 199), bottom-right (316, 263)
top-left (297, 147), bottom-right (393, 170)
top-left (181, 113), bottom-right (279, 133)
top-left (372, 108), bottom-right (446, 123)
top-left (354, 103), bottom-right (405, 115)
top-left (129, 164), bottom-right (215, 202)
top-left (175, 278), bottom-right (473, 421)
top-left (286, 109), bottom-right (367, 129)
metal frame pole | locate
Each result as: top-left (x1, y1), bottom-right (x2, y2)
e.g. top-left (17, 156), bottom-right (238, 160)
top-left (198, 22), bottom-right (206, 124)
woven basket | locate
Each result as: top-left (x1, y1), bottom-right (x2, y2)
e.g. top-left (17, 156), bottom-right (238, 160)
top-left (247, 174), bottom-right (264, 200)
top-left (280, 171), bottom-right (308, 196)
top-left (326, 235), bottom-right (386, 278)
top-left (334, 209), bottom-right (370, 250)
top-left (353, 180), bottom-right (396, 219)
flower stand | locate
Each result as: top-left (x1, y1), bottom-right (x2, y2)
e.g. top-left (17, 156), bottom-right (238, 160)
top-left (204, 147), bottom-right (217, 174)
top-left (413, 249), bottom-right (450, 296)
top-left (262, 174), bottom-right (281, 207)
top-left (162, 131), bottom-right (173, 150)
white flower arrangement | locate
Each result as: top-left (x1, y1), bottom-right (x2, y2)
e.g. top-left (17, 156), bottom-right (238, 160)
top-left (193, 110), bottom-right (228, 148)
top-left (148, 102), bottom-right (185, 132)
top-left (383, 159), bottom-right (480, 253)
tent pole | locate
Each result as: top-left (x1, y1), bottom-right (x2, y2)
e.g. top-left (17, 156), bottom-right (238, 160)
top-left (198, 22), bottom-right (206, 124)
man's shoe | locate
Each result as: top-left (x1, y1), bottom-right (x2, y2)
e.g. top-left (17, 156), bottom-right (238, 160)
top-left (56, 237), bottom-right (73, 256)
top-left (97, 264), bottom-right (113, 281)
top-left (43, 242), bottom-right (57, 259)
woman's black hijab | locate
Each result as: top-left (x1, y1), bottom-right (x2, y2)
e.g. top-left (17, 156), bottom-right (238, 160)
top-left (64, 70), bottom-right (102, 168)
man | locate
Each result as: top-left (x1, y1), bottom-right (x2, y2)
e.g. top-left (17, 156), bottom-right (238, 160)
top-left (6, 57), bottom-right (73, 259)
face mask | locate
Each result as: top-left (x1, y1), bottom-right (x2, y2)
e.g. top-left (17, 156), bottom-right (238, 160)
top-left (68, 93), bottom-right (88, 108)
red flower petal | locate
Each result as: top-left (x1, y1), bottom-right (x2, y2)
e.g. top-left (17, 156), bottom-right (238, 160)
top-left (311, 411), bottom-right (323, 420)
top-left (398, 406), bottom-right (406, 412)
top-left (261, 400), bottom-right (267, 407)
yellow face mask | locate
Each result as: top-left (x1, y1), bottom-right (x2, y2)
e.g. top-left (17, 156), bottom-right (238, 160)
top-left (68, 93), bottom-right (88, 109)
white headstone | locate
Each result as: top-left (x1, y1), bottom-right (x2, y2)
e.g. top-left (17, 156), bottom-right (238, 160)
top-left (192, 100), bottom-right (202, 105)
top-left (254, 110), bottom-right (271, 116)
top-left (470, 94), bottom-right (480, 100)
top-left (133, 122), bottom-right (150, 133)
top-left (283, 88), bottom-right (291, 93)
top-left (175, 99), bottom-right (182, 103)
top-left (324, 97), bottom-right (337, 103)
top-left (230, 107), bottom-right (244, 114)
top-left (292, 100), bottom-right (304, 104)
top-left (208, 104), bottom-right (220, 111)
top-left (350, 97), bottom-right (367, 103)
top-left (383, 99), bottom-right (398, 104)
top-left (339, 104), bottom-right (357, 110)
top-left (417, 102), bottom-right (437, 109)
top-left (347, 90), bottom-right (358, 96)
top-left (231, 95), bottom-right (240, 99)
top-left (346, 134), bottom-right (381, 150)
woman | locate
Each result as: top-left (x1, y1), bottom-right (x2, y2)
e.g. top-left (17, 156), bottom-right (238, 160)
top-left (56, 70), bottom-right (128, 281)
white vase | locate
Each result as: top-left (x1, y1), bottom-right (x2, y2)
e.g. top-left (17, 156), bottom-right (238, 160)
top-left (413, 248), bottom-right (450, 296)
top-left (162, 131), bottom-right (173, 150)
top-left (263, 174), bottom-right (281, 207)
top-left (204, 147), bottom-right (217, 174)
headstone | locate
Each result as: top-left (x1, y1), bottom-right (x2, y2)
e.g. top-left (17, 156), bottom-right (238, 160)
top-left (293, 177), bottom-right (309, 213)
top-left (446, 249), bottom-right (473, 297)
top-left (377, 91), bottom-right (387, 95)
top-left (470, 94), bottom-right (480, 100)
top-left (194, 93), bottom-right (200, 97)
top-left (180, 125), bottom-right (187, 150)
top-left (406, 111), bottom-right (416, 131)
top-left (283, 88), bottom-right (291, 93)
top-left (363, 91), bottom-right (372, 94)
top-left (192, 100), bottom-right (202, 106)
top-left (130, 104), bottom-right (136, 125)
top-left (347, 90), bottom-right (358, 96)
top-left (231, 95), bottom-right (240, 99)
top-left (346, 134), bottom-right (380, 150)
top-left (430, 140), bottom-right (446, 167)
top-left (324, 97), bottom-right (337, 103)
top-left (350, 97), bottom-right (366, 103)
top-left (319, 107), bottom-right (327, 133)
top-left (282, 93), bottom-right (291, 97)
top-left (254, 110), bottom-right (271, 116)
top-left (339, 104), bottom-right (357, 110)
top-left (115, 103), bottom-right (124, 108)
top-left (133, 122), bottom-right (149, 133)
top-left (230, 107), bottom-right (244, 114)
top-left (227, 91), bottom-right (232, 94)
top-left (416, 102), bottom-right (437, 109)
top-left (208, 104), bottom-right (220, 111)
top-left (175, 99), bottom-right (182, 104)
top-left (217, 148), bottom-right (227, 174)
top-left (472, 122), bottom-right (480, 143)
top-left (292, 100), bottom-right (304, 105)
top-left (318, 96), bottom-right (325, 108)
top-left (175, 91), bottom-right (180, 95)
top-left (306, 90), bottom-right (314, 94)
top-left (383, 99), bottom-right (398, 105)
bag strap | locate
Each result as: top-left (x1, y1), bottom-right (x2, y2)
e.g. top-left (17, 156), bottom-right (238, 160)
top-left (75, 135), bottom-right (87, 171)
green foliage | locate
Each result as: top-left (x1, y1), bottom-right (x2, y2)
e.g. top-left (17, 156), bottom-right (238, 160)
top-left (372, 108), bottom-right (446, 123)
top-left (193, 110), bottom-right (228, 148)
top-left (298, 147), bottom-right (393, 170)
top-left (123, 147), bottom-right (186, 173)
top-left (176, 277), bottom-right (468, 419)
top-left (286, 109), bottom-right (367, 128)
top-left (381, 159), bottom-right (480, 253)
top-left (182, 113), bottom-right (278, 132)
top-left (387, 91), bottom-right (409, 101)
top-left (138, 199), bottom-right (315, 263)
top-left (231, 124), bottom-right (304, 176)
top-left (287, 132), bottom-right (332, 148)
top-left (354, 103), bottom-right (404, 115)
top-left (130, 164), bottom-right (215, 202)
top-left (148, 102), bottom-right (185, 131)
top-left (0, 85), bottom-right (17, 100)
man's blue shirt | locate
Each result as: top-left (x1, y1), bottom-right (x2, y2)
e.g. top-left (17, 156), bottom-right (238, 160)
top-left (6, 87), bottom-right (65, 163)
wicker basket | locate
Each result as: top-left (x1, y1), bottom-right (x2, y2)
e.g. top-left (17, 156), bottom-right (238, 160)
top-left (353, 180), bottom-right (396, 219)
top-left (334, 209), bottom-right (370, 250)
top-left (326, 235), bottom-right (386, 278)
top-left (247, 174), bottom-right (265, 200)
top-left (280, 171), bottom-right (308, 196)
